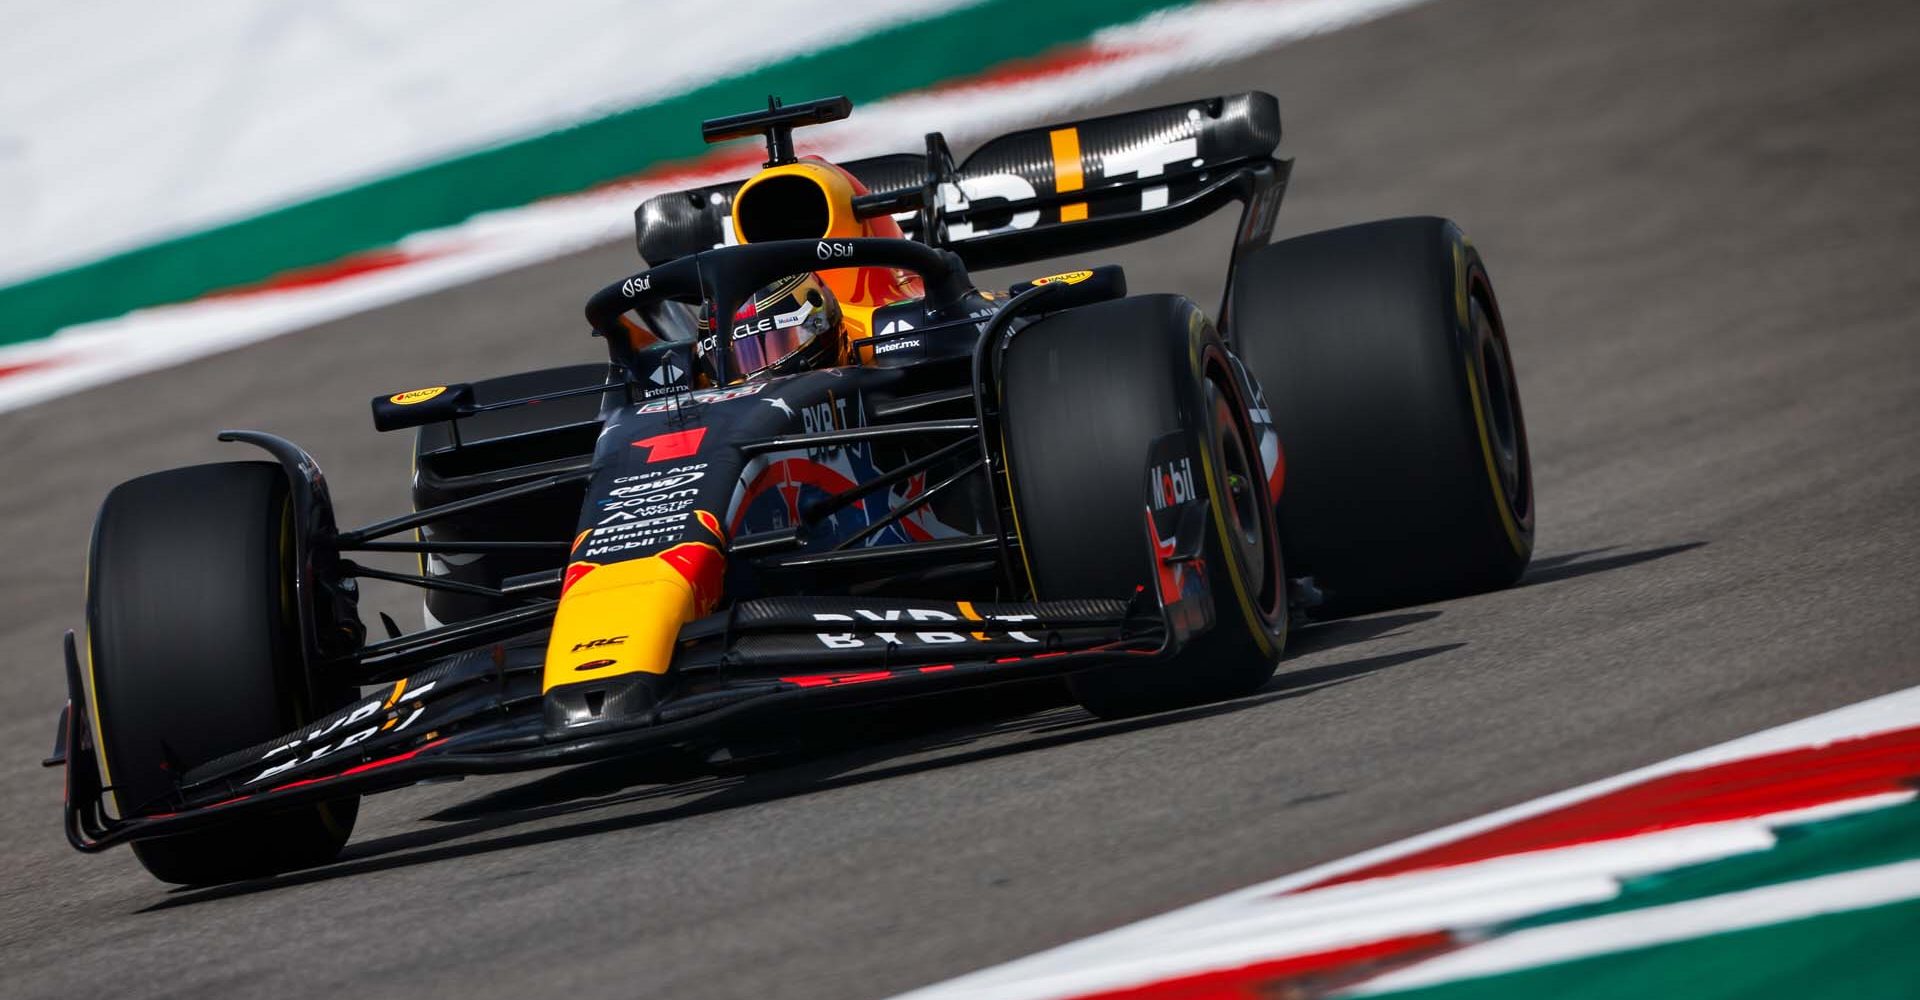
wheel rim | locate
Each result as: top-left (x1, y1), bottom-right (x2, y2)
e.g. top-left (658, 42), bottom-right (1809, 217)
top-left (1206, 366), bottom-right (1283, 623)
top-left (1471, 295), bottom-right (1529, 522)
top-left (1213, 388), bottom-right (1263, 553)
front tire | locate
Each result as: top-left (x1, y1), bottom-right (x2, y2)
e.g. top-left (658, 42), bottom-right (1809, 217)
top-left (87, 462), bottom-right (357, 884)
top-left (1002, 295), bottom-right (1287, 718)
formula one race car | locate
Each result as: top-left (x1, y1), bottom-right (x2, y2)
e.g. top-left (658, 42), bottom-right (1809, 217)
top-left (47, 92), bottom-right (1532, 884)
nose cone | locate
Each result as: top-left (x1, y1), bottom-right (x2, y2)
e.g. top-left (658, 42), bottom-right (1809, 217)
top-left (543, 672), bottom-right (663, 732)
top-left (539, 543), bottom-right (726, 733)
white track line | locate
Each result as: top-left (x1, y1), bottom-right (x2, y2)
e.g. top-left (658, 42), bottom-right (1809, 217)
top-left (892, 686), bottom-right (1920, 999)
top-left (0, 0), bottom-right (1432, 415)
top-left (1351, 858), bottom-right (1920, 994)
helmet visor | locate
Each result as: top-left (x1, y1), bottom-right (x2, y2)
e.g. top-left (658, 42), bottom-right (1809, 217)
top-left (723, 274), bottom-right (836, 378)
top-left (729, 299), bottom-right (821, 375)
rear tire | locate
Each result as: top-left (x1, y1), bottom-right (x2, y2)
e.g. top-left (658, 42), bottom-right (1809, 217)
top-left (87, 462), bottom-right (357, 884)
top-left (1003, 295), bottom-right (1286, 718)
top-left (1232, 217), bottom-right (1533, 611)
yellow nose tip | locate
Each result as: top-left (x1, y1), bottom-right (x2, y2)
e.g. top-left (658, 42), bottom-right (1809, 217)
top-left (542, 558), bottom-right (696, 691)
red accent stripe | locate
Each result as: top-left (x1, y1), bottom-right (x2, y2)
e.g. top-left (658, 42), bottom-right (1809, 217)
top-left (655, 541), bottom-right (727, 615)
top-left (150, 737), bottom-right (456, 817)
top-left (0, 358), bottom-right (56, 380)
top-left (923, 41), bottom-right (1164, 94)
top-left (1301, 723), bottom-right (1920, 890)
top-left (562, 561), bottom-right (598, 595)
top-left (266, 738), bottom-right (451, 794)
top-left (203, 246), bottom-right (453, 300)
top-left (134, 42), bottom-right (1171, 318)
top-left (583, 146), bottom-right (768, 197)
top-left (778, 670), bottom-right (898, 688)
top-left (632, 426), bottom-right (708, 462)
top-left (1060, 932), bottom-right (1451, 1000)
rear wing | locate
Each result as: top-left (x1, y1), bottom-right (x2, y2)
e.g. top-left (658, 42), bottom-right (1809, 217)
top-left (635, 92), bottom-right (1290, 324)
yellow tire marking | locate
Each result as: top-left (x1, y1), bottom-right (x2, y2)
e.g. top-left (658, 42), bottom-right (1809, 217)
top-left (1190, 325), bottom-right (1280, 659)
top-left (77, 556), bottom-right (127, 817)
top-left (1453, 241), bottom-right (1471, 329)
top-left (999, 421), bottom-right (1040, 595)
top-left (1461, 351), bottom-right (1527, 555)
top-left (1454, 241), bottom-right (1527, 556)
top-left (82, 566), bottom-right (118, 816)
top-left (383, 679), bottom-right (407, 709)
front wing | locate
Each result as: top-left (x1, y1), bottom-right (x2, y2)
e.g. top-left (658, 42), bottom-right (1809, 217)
top-left (57, 495), bottom-right (1217, 852)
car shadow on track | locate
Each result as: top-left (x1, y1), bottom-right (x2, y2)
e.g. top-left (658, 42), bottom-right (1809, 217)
top-left (1519, 542), bottom-right (1707, 588)
top-left (140, 641), bottom-right (1464, 912)
top-left (1286, 610), bottom-right (1443, 656)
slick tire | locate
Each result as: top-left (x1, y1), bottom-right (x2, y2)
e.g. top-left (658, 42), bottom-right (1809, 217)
top-left (1232, 217), bottom-right (1533, 611)
top-left (1003, 294), bottom-right (1287, 719)
top-left (86, 462), bottom-right (358, 884)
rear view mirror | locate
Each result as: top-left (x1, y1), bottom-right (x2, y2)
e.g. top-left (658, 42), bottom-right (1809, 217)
top-left (1009, 265), bottom-right (1127, 311)
top-left (370, 383), bottom-right (474, 432)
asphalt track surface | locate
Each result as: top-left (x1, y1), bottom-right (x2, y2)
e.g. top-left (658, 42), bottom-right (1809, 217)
top-left (4, 0), bottom-right (1919, 996)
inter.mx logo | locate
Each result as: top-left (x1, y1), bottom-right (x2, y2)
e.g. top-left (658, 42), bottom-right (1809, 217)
top-left (649, 355), bottom-right (685, 386)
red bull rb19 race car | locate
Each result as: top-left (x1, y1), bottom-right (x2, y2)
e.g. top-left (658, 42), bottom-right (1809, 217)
top-left (47, 92), bottom-right (1533, 884)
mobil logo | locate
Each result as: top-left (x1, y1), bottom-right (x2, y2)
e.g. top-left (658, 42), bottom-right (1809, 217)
top-left (1152, 456), bottom-right (1197, 510)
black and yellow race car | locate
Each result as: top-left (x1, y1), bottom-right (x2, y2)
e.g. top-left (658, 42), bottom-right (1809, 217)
top-left (47, 92), bottom-right (1532, 884)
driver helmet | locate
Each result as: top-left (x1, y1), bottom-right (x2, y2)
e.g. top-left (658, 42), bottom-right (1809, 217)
top-left (700, 272), bottom-right (843, 382)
